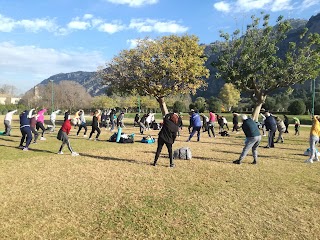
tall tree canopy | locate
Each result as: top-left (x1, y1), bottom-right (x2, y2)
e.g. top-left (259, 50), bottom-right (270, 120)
top-left (212, 13), bottom-right (320, 120)
top-left (100, 35), bottom-right (210, 116)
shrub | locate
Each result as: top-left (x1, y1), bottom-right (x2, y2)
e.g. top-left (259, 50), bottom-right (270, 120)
top-left (172, 101), bottom-right (186, 113)
top-left (288, 100), bottom-right (306, 115)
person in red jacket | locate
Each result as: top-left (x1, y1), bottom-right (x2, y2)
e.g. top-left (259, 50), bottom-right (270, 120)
top-left (57, 115), bottom-right (79, 156)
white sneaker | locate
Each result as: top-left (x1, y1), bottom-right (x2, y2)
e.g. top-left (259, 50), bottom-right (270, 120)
top-left (83, 135), bottom-right (87, 137)
top-left (88, 138), bottom-right (92, 140)
top-left (57, 151), bottom-right (63, 155)
top-left (40, 137), bottom-right (46, 140)
top-left (305, 159), bottom-right (313, 164)
top-left (71, 152), bottom-right (79, 156)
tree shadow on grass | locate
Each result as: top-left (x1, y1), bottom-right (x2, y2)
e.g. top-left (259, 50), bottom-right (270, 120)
top-left (80, 153), bottom-right (150, 165)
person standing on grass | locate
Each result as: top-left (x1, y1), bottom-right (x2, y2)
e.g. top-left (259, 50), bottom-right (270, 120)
top-left (264, 110), bottom-right (277, 148)
top-left (283, 115), bottom-right (289, 133)
top-left (28, 109), bottom-right (39, 144)
top-left (305, 115), bottom-right (320, 163)
top-left (233, 115), bottom-right (261, 164)
top-left (232, 112), bottom-right (239, 133)
top-left (208, 110), bottom-right (216, 138)
top-left (134, 113), bottom-right (140, 127)
top-left (36, 108), bottom-right (47, 140)
top-left (89, 109), bottom-right (101, 141)
top-left (50, 109), bottom-right (60, 132)
top-left (117, 111), bottom-right (125, 129)
top-left (152, 113), bottom-right (180, 168)
top-left (109, 108), bottom-right (116, 131)
top-left (3, 109), bottom-right (17, 136)
top-left (275, 116), bottom-right (286, 143)
top-left (294, 117), bottom-right (300, 136)
top-left (18, 109), bottom-right (32, 151)
top-left (76, 110), bottom-right (87, 137)
top-left (187, 110), bottom-right (202, 142)
top-left (57, 114), bottom-right (79, 156)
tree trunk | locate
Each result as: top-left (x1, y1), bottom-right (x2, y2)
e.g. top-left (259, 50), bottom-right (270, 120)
top-left (157, 97), bottom-right (169, 116)
top-left (252, 102), bottom-right (263, 121)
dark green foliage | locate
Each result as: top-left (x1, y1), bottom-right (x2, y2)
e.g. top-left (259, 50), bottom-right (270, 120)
top-left (207, 97), bottom-right (222, 112)
top-left (172, 101), bottom-right (186, 113)
top-left (288, 100), bottom-right (306, 115)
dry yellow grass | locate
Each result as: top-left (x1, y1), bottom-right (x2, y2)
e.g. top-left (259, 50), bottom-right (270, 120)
top-left (0, 115), bottom-right (320, 239)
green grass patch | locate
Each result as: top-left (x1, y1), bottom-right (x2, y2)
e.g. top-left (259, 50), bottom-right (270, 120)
top-left (0, 115), bottom-right (319, 239)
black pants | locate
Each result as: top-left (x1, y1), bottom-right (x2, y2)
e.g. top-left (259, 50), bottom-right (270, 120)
top-left (77, 124), bottom-right (87, 135)
top-left (20, 126), bottom-right (32, 148)
top-left (89, 126), bottom-right (101, 139)
top-left (232, 123), bottom-right (239, 132)
top-left (154, 137), bottom-right (174, 167)
top-left (208, 122), bottom-right (215, 137)
top-left (30, 127), bottom-right (39, 143)
top-left (36, 122), bottom-right (46, 137)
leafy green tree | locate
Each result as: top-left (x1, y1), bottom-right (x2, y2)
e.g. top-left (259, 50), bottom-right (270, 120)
top-left (207, 97), bottom-right (222, 112)
top-left (100, 35), bottom-right (210, 116)
top-left (172, 101), bottom-right (186, 113)
top-left (218, 83), bottom-right (241, 111)
top-left (212, 13), bottom-right (320, 120)
top-left (91, 96), bottom-right (115, 109)
top-left (193, 97), bottom-right (207, 113)
top-left (288, 99), bottom-right (306, 115)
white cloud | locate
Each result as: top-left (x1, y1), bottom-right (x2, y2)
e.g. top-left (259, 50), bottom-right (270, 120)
top-left (127, 39), bottom-right (140, 48)
top-left (129, 19), bottom-right (188, 33)
top-left (0, 14), bottom-right (16, 32)
top-left (0, 42), bottom-right (105, 91)
top-left (270, 0), bottom-right (293, 11)
top-left (18, 18), bottom-right (58, 32)
top-left (97, 22), bottom-right (125, 34)
top-left (0, 14), bottom-right (58, 32)
top-left (104, 0), bottom-right (158, 7)
top-left (213, 0), bottom-right (307, 12)
top-left (301, 0), bottom-right (319, 9)
top-left (83, 14), bottom-right (94, 20)
top-left (213, 2), bottom-right (231, 13)
top-left (67, 19), bottom-right (91, 30)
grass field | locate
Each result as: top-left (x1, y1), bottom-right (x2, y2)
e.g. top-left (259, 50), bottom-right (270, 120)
top-left (0, 115), bottom-right (320, 239)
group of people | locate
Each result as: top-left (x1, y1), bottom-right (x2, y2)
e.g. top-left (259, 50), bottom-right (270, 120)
top-left (2, 107), bottom-right (318, 166)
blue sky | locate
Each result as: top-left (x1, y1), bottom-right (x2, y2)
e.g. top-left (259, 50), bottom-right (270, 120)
top-left (0, 0), bottom-right (319, 94)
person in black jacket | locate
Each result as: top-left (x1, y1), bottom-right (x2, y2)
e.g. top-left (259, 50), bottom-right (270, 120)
top-left (233, 115), bottom-right (261, 164)
top-left (88, 109), bottom-right (101, 141)
top-left (232, 112), bottom-right (239, 132)
top-left (152, 113), bottom-right (180, 168)
top-left (283, 115), bottom-right (289, 133)
top-left (264, 110), bottom-right (277, 148)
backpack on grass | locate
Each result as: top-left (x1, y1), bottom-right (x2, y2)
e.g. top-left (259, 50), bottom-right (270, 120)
top-left (173, 147), bottom-right (192, 160)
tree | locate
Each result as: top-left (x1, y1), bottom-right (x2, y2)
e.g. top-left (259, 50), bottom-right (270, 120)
top-left (212, 13), bottom-right (320, 120)
top-left (193, 97), bottom-right (207, 112)
top-left (91, 96), bottom-right (115, 109)
top-left (172, 101), bottom-right (186, 113)
top-left (207, 97), bottom-right (222, 112)
top-left (100, 35), bottom-right (210, 116)
top-left (218, 83), bottom-right (241, 111)
top-left (288, 99), bottom-right (306, 115)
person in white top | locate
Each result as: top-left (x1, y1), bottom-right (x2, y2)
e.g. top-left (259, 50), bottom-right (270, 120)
top-left (4, 109), bottom-right (17, 136)
top-left (50, 109), bottom-right (61, 132)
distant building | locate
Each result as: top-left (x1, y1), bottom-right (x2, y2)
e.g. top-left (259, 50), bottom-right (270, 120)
top-left (0, 95), bottom-right (21, 105)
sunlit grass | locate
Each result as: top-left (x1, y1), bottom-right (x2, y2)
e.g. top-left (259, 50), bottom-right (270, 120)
top-left (0, 115), bottom-right (319, 239)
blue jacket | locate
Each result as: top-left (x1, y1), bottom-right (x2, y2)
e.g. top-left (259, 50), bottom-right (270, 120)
top-left (20, 110), bottom-right (30, 128)
top-left (242, 118), bottom-right (260, 137)
top-left (264, 115), bottom-right (277, 131)
top-left (190, 113), bottom-right (202, 128)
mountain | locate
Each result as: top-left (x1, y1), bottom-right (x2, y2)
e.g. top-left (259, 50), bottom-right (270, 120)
top-left (37, 71), bottom-right (108, 96)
